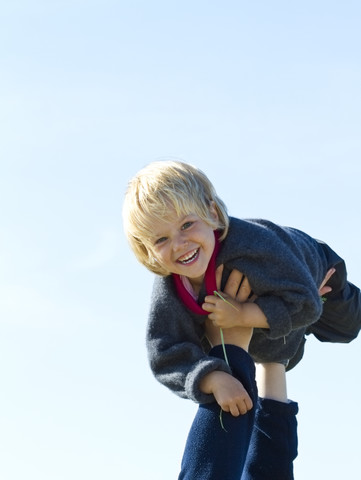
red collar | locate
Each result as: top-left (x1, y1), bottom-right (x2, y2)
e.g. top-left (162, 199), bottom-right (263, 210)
top-left (172, 231), bottom-right (220, 315)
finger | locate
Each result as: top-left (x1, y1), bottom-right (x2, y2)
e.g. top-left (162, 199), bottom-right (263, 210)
top-left (204, 295), bottom-right (218, 304)
top-left (319, 268), bottom-right (334, 289)
top-left (235, 400), bottom-right (249, 416)
top-left (244, 395), bottom-right (253, 411)
top-left (224, 269), bottom-right (245, 298)
top-left (319, 268), bottom-right (335, 292)
top-left (319, 285), bottom-right (332, 296)
top-left (229, 404), bottom-right (241, 417)
top-left (205, 311), bottom-right (217, 324)
top-left (215, 264), bottom-right (224, 291)
top-left (202, 302), bottom-right (215, 313)
top-left (236, 277), bottom-right (252, 303)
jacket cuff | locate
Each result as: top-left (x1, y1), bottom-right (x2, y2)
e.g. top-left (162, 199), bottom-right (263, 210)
top-left (255, 296), bottom-right (292, 339)
top-left (185, 357), bottom-right (231, 404)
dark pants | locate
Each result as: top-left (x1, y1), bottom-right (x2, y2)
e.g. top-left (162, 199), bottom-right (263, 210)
top-left (179, 345), bottom-right (298, 480)
top-left (287, 242), bottom-right (361, 371)
top-left (311, 241), bottom-right (361, 343)
top-left (241, 398), bottom-right (298, 480)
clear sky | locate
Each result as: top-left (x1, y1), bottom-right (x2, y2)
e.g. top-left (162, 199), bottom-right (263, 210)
top-left (1, 1), bottom-right (360, 479)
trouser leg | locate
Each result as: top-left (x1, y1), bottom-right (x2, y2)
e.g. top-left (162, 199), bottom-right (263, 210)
top-left (312, 241), bottom-right (361, 344)
top-left (178, 345), bottom-right (258, 480)
top-left (311, 280), bottom-right (361, 343)
top-left (241, 398), bottom-right (299, 480)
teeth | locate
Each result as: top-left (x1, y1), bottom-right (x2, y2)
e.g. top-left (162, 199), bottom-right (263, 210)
top-left (179, 249), bottom-right (198, 264)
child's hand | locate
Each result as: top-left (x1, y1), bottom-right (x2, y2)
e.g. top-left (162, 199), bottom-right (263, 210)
top-left (203, 265), bottom-right (268, 329)
top-left (200, 370), bottom-right (253, 416)
top-left (202, 292), bottom-right (243, 328)
top-left (203, 264), bottom-right (248, 327)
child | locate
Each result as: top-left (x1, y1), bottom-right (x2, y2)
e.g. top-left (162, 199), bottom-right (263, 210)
top-left (122, 160), bottom-right (361, 479)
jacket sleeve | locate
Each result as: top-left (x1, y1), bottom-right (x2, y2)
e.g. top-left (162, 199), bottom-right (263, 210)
top-left (253, 284), bottom-right (322, 339)
top-left (146, 276), bottom-right (232, 404)
top-left (222, 219), bottom-right (326, 339)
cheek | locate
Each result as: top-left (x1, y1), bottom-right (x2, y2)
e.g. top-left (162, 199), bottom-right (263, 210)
top-left (150, 252), bottom-right (170, 274)
top-left (151, 249), bottom-right (167, 265)
top-left (148, 247), bottom-right (160, 264)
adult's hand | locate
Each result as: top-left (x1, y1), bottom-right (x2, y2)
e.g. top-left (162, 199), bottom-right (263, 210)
top-left (215, 265), bottom-right (256, 304)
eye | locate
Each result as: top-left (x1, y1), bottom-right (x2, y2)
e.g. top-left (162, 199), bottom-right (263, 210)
top-left (154, 236), bottom-right (167, 246)
top-left (181, 221), bottom-right (193, 230)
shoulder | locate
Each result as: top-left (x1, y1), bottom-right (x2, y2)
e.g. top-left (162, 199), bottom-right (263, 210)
top-left (150, 275), bottom-right (177, 312)
top-left (147, 275), bottom-right (203, 345)
top-left (227, 216), bottom-right (315, 249)
top-left (222, 217), bottom-right (283, 254)
top-left (149, 275), bottom-right (193, 326)
top-left (227, 216), bottom-right (282, 237)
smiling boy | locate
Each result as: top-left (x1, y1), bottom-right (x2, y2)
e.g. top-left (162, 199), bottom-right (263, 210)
top-left (123, 160), bottom-right (361, 479)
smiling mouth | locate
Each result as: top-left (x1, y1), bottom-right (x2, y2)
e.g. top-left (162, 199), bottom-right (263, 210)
top-left (177, 248), bottom-right (200, 265)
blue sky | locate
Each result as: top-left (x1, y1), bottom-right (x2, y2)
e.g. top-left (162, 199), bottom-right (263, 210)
top-left (1, 1), bottom-right (360, 479)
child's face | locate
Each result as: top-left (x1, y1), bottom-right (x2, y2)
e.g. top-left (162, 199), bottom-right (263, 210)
top-left (150, 208), bottom-right (218, 287)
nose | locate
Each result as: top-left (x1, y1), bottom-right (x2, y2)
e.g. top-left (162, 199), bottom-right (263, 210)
top-left (173, 232), bottom-right (188, 251)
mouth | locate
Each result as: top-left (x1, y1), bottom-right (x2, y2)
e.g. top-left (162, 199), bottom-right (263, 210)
top-left (177, 248), bottom-right (200, 265)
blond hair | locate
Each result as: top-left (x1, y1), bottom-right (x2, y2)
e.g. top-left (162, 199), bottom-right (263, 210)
top-left (122, 160), bottom-right (229, 275)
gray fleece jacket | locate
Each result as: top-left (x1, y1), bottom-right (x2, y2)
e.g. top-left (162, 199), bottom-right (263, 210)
top-left (146, 217), bottom-right (329, 404)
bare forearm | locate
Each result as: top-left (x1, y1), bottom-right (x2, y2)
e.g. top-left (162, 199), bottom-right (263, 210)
top-left (203, 293), bottom-right (270, 329)
top-left (237, 303), bottom-right (270, 329)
